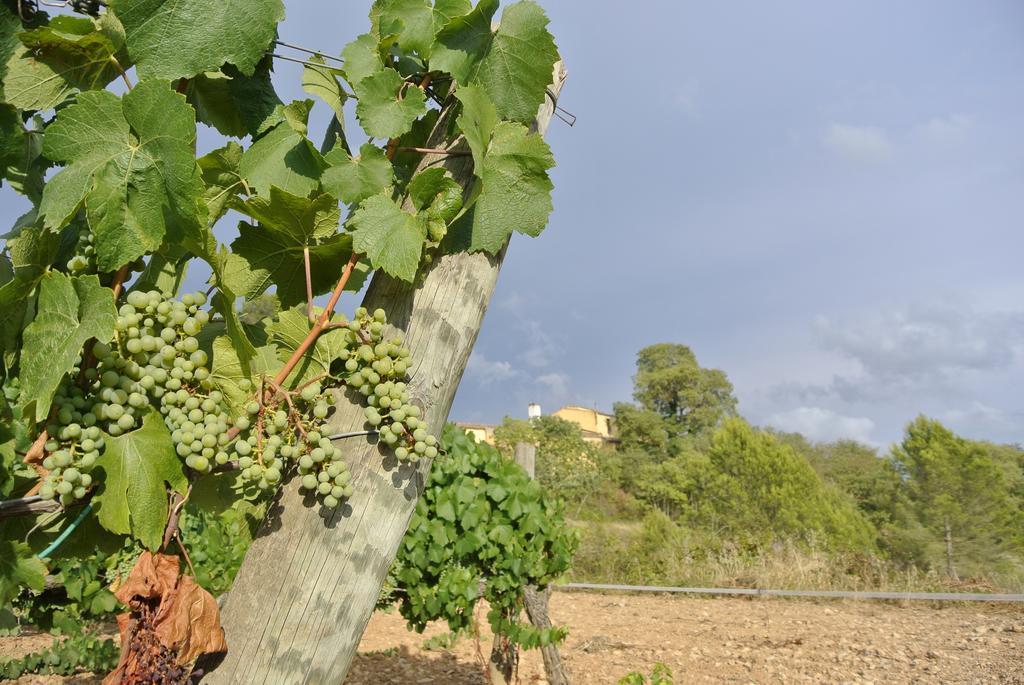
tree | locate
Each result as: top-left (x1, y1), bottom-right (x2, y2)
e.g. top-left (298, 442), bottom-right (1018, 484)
top-left (613, 402), bottom-right (671, 460)
top-left (775, 433), bottom-right (903, 530)
top-left (494, 415), bottom-right (601, 507)
top-left (890, 417), bottom-right (1020, 579)
top-left (632, 343), bottom-right (737, 438)
top-left (689, 419), bottom-right (874, 550)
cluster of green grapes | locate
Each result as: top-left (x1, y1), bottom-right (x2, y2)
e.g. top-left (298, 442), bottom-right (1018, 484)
top-left (37, 297), bottom-right (437, 511)
top-left (38, 290), bottom-right (224, 502)
top-left (229, 382), bottom-right (352, 506)
top-left (344, 308), bottom-right (438, 463)
top-left (65, 223), bottom-right (97, 274)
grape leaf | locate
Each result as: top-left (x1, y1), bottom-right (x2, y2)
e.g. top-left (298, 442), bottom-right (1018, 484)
top-left (267, 306), bottom-right (350, 387)
top-left (454, 83), bottom-right (497, 172)
top-left (210, 335), bottom-right (280, 417)
top-left (113, 0), bottom-right (286, 80)
top-left (0, 539), bottom-right (46, 607)
top-left (2, 15), bottom-right (124, 111)
top-left (0, 112), bottom-right (47, 202)
top-left (186, 63), bottom-right (282, 138)
top-left (341, 33), bottom-right (385, 88)
top-left (198, 141), bottom-right (247, 225)
top-left (0, 4), bottom-right (22, 100)
top-left (38, 80), bottom-right (203, 271)
top-left (322, 142), bottom-right (394, 205)
top-left (409, 167), bottom-right (462, 242)
top-left (372, 0), bottom-right (436, 58)
top-left (302, 55), bottom-right (347, 123)
top-left (238, 101), bottom-right (327, 197)
top-left (432, 0), bottom-right (557, 123)
top-left (224, 187), bottom-right (361, 307)
top-left (450, 121), bottom-right (553, 254)
top-left (20, 271), bottom-right (117, 423)
top-left (94, 410), bottom-right (187, 550)
top-left (0, 103), bottom-right (23, 182)
top-left (348, 191), bottom-right (425, 282)
top-left (0, 213), bottom-right (58, 359)
top-left (354, 68), bottom-right (427, 139)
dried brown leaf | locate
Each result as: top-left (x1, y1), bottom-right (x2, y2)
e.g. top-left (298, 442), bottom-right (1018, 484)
top-left (153, 574), bottom-right (228, 665)
top-left (114, 551), bottom-right (181, 606)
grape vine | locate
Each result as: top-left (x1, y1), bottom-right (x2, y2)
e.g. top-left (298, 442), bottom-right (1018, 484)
top-left (0, 0), bottom-right (561, 678)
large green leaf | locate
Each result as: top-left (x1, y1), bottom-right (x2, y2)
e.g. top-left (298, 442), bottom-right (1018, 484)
top-left (340, 32), bottom-right (385, 87)
top-left (432, 0), bottom-right (557, 123)
top-left (322, 142), bottom-right (394, 205)
top-left (267, 306), bottom-right (350, 387)
top-left (302, 55), bottom-right (347, 123)
top-left (113, 0), bottom-right (285, 80)
top-left (454, 83), bottom-right (497, 172)
top-left (2, 15), bottom-right (124, 111)
top-left (348, 191), bottom-right (425, 282)
top-left (19, 272), bottom-right (117, 423)
top-left (93, 410), bottom-right (187, 550)
top-left (224, 187), bottom-right (361, 307)
top-left (210, 335), bottom-right (280, 417)
top-left (186, 63), bottom-right (282, 138)
top-left (0, 539), bottom-right (46, 607)
top-left (354, 68), bottom-right (427, 139)
top-left (0, 213), bottom-right (58, 360)
top-left (38, 80), bottom-right (203, 271)
top-left (372, 0), bottom-right (436, 57)
top-left (238, 101), bottom-right (327, 197)
top-left (451, 121), bottom-right (553, 254)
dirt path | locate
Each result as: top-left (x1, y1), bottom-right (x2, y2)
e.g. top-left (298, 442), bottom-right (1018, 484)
top-left (2, 592), bottom-right (1022, 683)
top-left (346, 592), bottom-right (1024, 684)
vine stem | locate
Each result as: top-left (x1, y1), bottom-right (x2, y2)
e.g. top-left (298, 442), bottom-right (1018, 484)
top-left (397, 146), bottom-right (469, 157)
top-left (304, 247), bottom-right (314, 323)
top-left (273, 252), bottom-right (360, 387)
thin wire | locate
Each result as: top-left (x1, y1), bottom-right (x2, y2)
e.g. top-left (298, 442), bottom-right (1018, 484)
top-left (36, 501), bottom-right (93, 560)
top-left (326, 430), bottom-right (379, 441)
top-left (273, 40), bottom-right (344, 65)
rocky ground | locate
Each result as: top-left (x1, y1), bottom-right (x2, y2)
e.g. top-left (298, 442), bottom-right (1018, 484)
top-left (2, 592), bottom-right (1022, 683)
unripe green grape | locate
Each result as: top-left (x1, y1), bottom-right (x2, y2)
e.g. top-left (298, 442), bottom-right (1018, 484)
top-left (395, 446), bottom-right (409, 460)
top-left (317, 482), bottom-right (332, 495)
top-left (39, 484), bottom-right (55, 500)
top-left (307, 431), bottom-right (322, 443)
top-left (301, 474), bottom-right (318, 490)
top-left (323, 495), bottom-right (339, 509)
top-left (235, 441), bottom-right (251, 456)
top-left (56, 480), bottom-right (73, 495)
top-left (299, 455), bottom-right (314, 470)
top-left (424, 446), bottom-right (438, 458)
top-left (425, 435), bottom-right (437, 446)
top-left (330, 485), bottom-right (344, 499)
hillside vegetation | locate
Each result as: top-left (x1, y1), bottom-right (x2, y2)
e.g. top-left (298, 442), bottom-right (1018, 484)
top-left (495, 343), bottom-right (1024, 592)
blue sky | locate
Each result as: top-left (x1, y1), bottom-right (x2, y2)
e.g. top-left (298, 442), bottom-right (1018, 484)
top-left (4, 1), bottom-right (1024, 447)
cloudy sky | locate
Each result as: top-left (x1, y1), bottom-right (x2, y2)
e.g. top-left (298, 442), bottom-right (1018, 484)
top-left (4, 1), bottom-right (1023, 448)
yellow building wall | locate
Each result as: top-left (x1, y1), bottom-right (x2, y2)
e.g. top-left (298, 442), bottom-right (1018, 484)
top-left (552, 406), bottom-right (614, 440)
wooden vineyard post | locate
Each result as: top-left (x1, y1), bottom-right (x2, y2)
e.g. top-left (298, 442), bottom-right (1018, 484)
top-left (204, 62), bottom-right (567, 685)
top-left (514, 441), bottom-right (572, 685)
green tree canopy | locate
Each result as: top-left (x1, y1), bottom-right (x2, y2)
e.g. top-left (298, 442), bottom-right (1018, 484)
top-left (493, 415), bottom-right (601, 505)
top-left (890, 416), bottom-right (1022, 578)
top-left (685, 418), bottom-right (874, 550)
top-left (631, 343), bottom-right (736, 439)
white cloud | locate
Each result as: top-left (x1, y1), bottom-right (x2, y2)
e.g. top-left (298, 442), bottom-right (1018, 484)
top-left (942, 401), bottom-right (1021, 433)
top-left (766, 406), bottom-right (876, 444)
top-left (822, 123), bottom-right (893, 162)
top-left (535, 372), bottom-right (570, 400)
top-left (913, 114), bottom-right (972, 145)
top-left (519, 319), bottom-right (560, 368)
top-left (814, 302), bottom-right (1024, 401)
top-left (465, 352), bottom-right (517, 385)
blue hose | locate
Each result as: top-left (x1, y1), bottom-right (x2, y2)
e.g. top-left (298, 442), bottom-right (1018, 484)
top-left (36, 501), bottom-right (93, 560)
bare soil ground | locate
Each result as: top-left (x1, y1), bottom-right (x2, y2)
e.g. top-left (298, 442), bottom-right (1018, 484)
top-left (2, 592), bottom-right (1022, 684)
top-left (346, 592), bottom-right (1024, 685)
